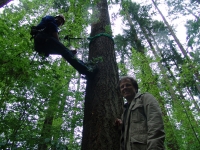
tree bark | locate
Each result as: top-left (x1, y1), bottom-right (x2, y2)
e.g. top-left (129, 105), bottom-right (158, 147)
top-left (81, 0), bottom-right (123, 150)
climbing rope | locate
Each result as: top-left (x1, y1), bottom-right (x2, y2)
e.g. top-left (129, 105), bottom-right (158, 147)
top-left (87, 33), bottom-right (114, 43)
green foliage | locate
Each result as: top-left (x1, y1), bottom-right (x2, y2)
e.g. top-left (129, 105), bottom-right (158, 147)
top-left (88, 56), bottom-right (103, 64)
top-left (118, 63), bottom-right (128, 76)
top-left (130, 48), bottom-right (158, 95)
top-left (116, 1), bottom-right (200, 149)
top-left (186, 19), bottom-right (200, 49)
top-left (105, 25), bottom-right (112, 35)
top-left (0, 0), bottom-right (90, 149)
top-left (1, 0), bottom-right (200, 149)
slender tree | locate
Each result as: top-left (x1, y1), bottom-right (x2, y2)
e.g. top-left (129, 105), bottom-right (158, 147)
top-left (151, 0), bottom-right (189, 59)
top-left (120, 4), bottom-right (179, 149)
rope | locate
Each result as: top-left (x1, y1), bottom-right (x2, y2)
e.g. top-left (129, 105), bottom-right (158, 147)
top-left (87, 33), bottom-right (114, 43)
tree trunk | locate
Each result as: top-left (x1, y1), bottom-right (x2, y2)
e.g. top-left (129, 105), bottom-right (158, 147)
top-left (145, 23), bottom-right (200, 147)
top-left (38, 77), bottom-right (71, 150)
top-left (151, 0), bottom-right (189, 59)
top-left (81, 0), bottom-right (123, 150)
top-left (151, 33), bottom-right (200, 145)
top-left (50, 77), bottom-right (71, 150)
top-left (184, 7), bottom-right (199, 20)
top-left (68, 74), bottom-right (82, 149)
top-left (124, 11), bottom-right (180, 150)
top-left (38, 111), bottom-right (54, 150)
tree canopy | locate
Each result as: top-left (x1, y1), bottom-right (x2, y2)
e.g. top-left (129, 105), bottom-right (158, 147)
top-left (0, 0), bottom-right (199, 149)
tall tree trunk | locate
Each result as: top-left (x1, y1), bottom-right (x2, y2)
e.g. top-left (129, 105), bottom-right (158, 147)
top-left (184, 7), bottom-right (199, 20)
top-left (50, 77), bottom-right (71, 150)
top-left (151, 32), bottom-right (200, 113)
top-left (151, 0), bottom-right (189, 59)
top-left (81, 0), bottom-right (123, 150)
top-left (68, 74), bottom-right (82, 149)
top-left (140, 23), bottom-right (177, 101)
top-left (124, 11), bottom-right (180, 150)
top-left (145, 24), bottom-right (200, 146)
top-left (38, 109), bottom-right (54, 150)
top-left (149, 31), bottom-right (200, 146)
top-left (38, 77), bottom-right (71, 150)
top-left (152, 0), bottom-right (200, 83)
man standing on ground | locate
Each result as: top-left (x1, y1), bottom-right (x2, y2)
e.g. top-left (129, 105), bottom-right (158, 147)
top-left (115, 76), bottom-right (165, 150)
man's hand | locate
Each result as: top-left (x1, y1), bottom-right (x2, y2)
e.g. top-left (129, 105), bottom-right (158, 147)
top-left (115, 118), bottom-right (122, 126)
top-left (114, 118), bottom-right (122, 131)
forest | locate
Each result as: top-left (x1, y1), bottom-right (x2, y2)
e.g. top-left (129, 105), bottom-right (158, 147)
top-left (0, 0), bottom-right (199, 149)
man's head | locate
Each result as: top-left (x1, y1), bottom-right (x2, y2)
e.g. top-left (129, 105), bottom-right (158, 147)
top-left (55, 14), bottom-right (65, 26)
top-left (118, 76), bottom-right (139, 103)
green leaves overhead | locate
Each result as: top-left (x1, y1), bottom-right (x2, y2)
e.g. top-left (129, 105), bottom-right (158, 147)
top-left (116, 0), bottom-right (200, 149)
top-left (0, 0), bottom-right (200, 149)
top-left (0, 0), bottom-right (89, 149)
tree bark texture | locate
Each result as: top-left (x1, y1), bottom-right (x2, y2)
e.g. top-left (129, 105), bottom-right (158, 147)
top-left (81, 0), bottom-right (123, 150)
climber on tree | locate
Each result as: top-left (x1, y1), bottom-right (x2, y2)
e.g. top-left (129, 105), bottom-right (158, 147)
top-left (31, 14), bottom-right (97, 79)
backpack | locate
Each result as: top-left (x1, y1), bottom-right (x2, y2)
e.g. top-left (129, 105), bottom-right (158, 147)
top-left (30, 26), bottom-right (39, 40)
top-left (30, 26), bottom-right (46, 40)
